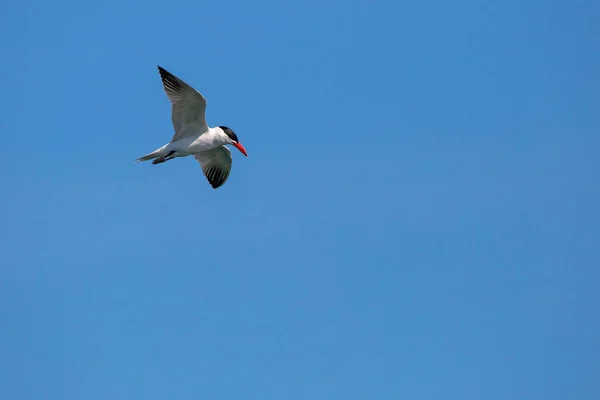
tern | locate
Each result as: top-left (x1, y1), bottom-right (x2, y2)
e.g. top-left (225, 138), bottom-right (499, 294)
top-left (136, 66), bottom-right (248, 189)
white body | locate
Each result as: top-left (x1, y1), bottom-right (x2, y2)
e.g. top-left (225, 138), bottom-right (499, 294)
top-left (150, 126), bottom-right (231, 159)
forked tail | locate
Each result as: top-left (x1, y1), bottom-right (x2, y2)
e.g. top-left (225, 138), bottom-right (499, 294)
top-left (136, 148), bottom-right (176, 165)
top-left (136, 151), bottom-right (159, 162)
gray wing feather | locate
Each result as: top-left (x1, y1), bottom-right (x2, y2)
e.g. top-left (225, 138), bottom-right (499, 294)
top-left (157, 66), bottom-right (209, 141)
top-left (193, 146), bottom-right (233, 189)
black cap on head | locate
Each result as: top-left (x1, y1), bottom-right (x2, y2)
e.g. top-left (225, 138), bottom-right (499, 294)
top-left (219, 126), bottom-right (239, 143)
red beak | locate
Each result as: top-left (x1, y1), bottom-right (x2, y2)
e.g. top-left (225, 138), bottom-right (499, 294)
top-left (233, 142), bottom-right (248, 157)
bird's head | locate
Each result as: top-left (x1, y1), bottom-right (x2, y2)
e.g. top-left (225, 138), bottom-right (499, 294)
top-left (219, 126), bottom-right (247, 157)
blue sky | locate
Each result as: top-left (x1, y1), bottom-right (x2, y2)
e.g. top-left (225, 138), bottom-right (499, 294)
top-left (1, 0), bottom-right (599, 399)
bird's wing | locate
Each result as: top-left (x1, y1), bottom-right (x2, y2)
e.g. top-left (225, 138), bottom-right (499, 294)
top-left (193, 146), bottom-right (233, 189)
top-left (157, 66), bottom-right (209, 141)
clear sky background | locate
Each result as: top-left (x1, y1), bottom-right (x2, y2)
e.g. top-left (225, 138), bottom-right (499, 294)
top-left (1, 1), bottom-right (598, 399)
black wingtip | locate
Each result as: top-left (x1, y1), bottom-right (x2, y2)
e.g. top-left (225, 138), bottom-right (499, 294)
top-left (157, 65), bottom-right (185, 92)
top-left (157, 65), bottom-right (170, 78)
top-left (157, 65), bottom-right (174, 80)
top-left (208, 178), bottom-right (221, 189)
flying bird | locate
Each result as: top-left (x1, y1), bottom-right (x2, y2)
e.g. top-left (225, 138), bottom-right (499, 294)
top-left (136, 66), bottom-right (247, 189)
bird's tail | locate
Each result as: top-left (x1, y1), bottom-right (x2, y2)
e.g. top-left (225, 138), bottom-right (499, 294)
top-left (136, 151), bottom-right (160, 162)
top-left (136, 143), bottom-right (171, 162)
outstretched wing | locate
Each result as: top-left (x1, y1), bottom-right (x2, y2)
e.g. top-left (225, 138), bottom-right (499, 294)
top-left (157, 66), bottom-right (209, 141)
top-left (193, 146), bottom-right (233, 189)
